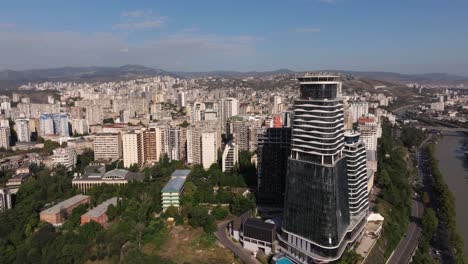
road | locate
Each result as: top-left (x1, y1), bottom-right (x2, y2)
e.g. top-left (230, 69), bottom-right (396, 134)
top-left (215, 220), bottom-right (261, 264)
top-left (386, 136), bottom-right (433, 264)
top-left (387, 198), bottom-right (424, 264)
top-left (392, 104), bottom-right (415, 115)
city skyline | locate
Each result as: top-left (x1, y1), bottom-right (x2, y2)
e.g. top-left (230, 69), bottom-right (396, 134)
top-left (1, 0), bottom-right (468, 75)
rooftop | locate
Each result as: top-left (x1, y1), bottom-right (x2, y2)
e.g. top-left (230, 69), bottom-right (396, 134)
top-left (103, 169), bottom-right (130, 179)
top-left (171, 169), bottom-right (191, 177)
top-left (244, 218), bottom-right (276, 231)
top-left (82, 197), bottom-right (118, 218)
top-left (162, 176), bottom-right (187, 193)
top-left (41, 194), bottom-right (90, 215)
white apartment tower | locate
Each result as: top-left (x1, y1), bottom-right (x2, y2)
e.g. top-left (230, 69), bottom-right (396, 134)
top-left (0, 126), bottom-right (11, 150)
top-left (187, 124), bottom-right (220, 169)
top-left (349, 102), bottom-right (369, 123)
top-left (15, 118), bottom-right (30, 142)
top-left (178, 91), bottom-right (186, 108)
top-left (222, 98), bottom-right (239, 121)
top-left (122, 130), bottom-right (144, 168)
top-left (222, 142), bottom-right (238, 172)
top-left (358, 117), bottom-right (379, 151)
top-left (273, 95), bottom-right (282, 115)
top-left (201, 131), bottom-right (218, 169)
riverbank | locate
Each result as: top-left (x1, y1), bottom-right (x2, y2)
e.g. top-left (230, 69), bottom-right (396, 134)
top-left (428, 135), bottom-right (466, 263)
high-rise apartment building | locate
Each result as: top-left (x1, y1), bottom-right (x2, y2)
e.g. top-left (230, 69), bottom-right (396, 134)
top-left (86, 105), bottom-right (103, 126)
top-left (71, 118), bottom-right (88, 135)
top-left (122, 130), bottom-right (144, 168)
top-left (168, 126), bottom-right (183, 161)
top-left (188, 102), bottom-right (205, 123)
top-left (143, 127), bottom-right (158, 163)
top-left (187, 123), bottom-right (220, 169)
top-left (343, 131), bottom-right (369, 218)
top-left (273, 95), bottom-right (282, 115)
top-left (187, 127), bottom-right (200, 165)
top-left (39, 113), bottom-right (69, 137)
top-left (228, 120), bottom-right (258, 152)
top-left (358, 116), bottom-right (379, 151)
top-left (222, 142), bottom-right (238, 172)
top-left (256, 127), bottom-right (291, 207)
top-left (120, 110), bottom-right (130, 124)
top-left (201, 131), bottom-right (218, 169)
top-left (223, 98), bottom-right (239, 120)
top-left (94, 133), bottom-right (122, 162)
top-left (0, 126), bottom-right (11, 150)
top-left (222, 98), bottom-right (239, 131)
top-left (15, 118), bottom-right (30, 142)
top-left (280, 74), bottom-right (363, 263)
top-left (349, 101), bottom-right (369, 123)
top-left (178, 91), bottom-right (186, 108)
top-left (144, 124), bottom-right (177, 163)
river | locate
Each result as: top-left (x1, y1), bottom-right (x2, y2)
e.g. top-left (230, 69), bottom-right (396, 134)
top-left (434, 131), bottom-right (468, 254)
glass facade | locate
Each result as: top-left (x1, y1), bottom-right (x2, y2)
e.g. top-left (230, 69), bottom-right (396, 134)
top-left (281, 75), bottom-right (362, 263)
top-left (257, 127), bottom-right (292, 207)
top-left (282, 158), bottom-right (349, 247)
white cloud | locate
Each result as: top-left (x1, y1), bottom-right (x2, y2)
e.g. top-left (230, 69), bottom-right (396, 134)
top-left (115, 10), bottom-right (166, 30)
top-left (0, 30), bottom-right (259, 71)
top-left (293, 27), bottom-right (321, 32)
top-left (113, 17), bottom-right (167, 30)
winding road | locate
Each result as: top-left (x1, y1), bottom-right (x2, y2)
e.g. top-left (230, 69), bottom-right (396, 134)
top-left (215, 220), bottom-right (261, 264)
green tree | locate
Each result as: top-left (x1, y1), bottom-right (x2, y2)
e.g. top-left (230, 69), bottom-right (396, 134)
top-left (106, 204), bottom-right (118, 221)
top-left (230, 196), bottom-right (254, 216)
top-left (165, 206), bottom-right (179, 218)
top-left (212, 206), bottom-right (229, 220)
top-left (75, 148), bottom-right (94, 173)
top-left (43, 140), bottom-right (60, 155)
top-left (79, 221), bottom-right (103, 240)
top-left (128, 163), bottom-right (140, 172)
top-left (422, 208), bottom-right (438, 240)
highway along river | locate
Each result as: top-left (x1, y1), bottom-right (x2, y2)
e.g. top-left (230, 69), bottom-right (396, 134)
top-left (434, 131), bottom-right (468, 254)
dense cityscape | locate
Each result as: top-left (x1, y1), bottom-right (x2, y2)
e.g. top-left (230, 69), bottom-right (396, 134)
top-left (1, 1), bottom-right (468, 264)
top-left (0, 68), bottom-right (466, 264)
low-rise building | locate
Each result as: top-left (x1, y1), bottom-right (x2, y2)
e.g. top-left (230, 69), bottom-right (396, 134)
top-left (227, 210), bottom-right (276, 255)
top-left (72, 165), bottom-right (145, 192)
top-left (5, 166), bottom-right (31, 192)
top-left (40, 194), bottom-right (91, 226)
top-left (81, 197), bottom-right (118, 226)
top-left (161, 169), bottom-right (191, 211)
top-left (241, 218), bottom-right (276, 255)
top-left (51, 147), bottom-right (77, 171)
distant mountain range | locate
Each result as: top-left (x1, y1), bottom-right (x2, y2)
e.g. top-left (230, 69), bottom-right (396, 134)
top-left (173, 69), bottom-right (295, 78)
top-left (0, 65), bottom-right (466, 86)
top-left (0, 65), bottom-right (178, 82)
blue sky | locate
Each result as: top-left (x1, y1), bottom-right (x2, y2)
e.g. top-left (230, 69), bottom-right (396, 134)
top-left (0, 0), bottom-right (467, 75)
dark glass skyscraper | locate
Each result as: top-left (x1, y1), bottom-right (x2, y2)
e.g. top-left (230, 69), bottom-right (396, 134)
top-left (279, 74), bottom-right (365, 263)
top-left (257, 127), bottom-right (292, 208)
